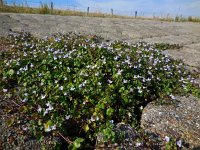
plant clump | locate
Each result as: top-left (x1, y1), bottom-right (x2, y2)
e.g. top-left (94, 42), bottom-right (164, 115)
top-left (1, 32), bottom-right (199, 149)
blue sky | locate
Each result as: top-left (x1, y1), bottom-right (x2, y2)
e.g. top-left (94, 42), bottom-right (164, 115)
top-left (6, 0), bottom-right (200, 17)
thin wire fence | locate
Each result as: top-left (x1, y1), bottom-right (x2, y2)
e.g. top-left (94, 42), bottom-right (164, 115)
top-left (3, 0), bottom-right (181, 19)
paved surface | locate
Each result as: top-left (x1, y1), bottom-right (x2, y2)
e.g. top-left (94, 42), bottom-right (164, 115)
top-left (0, 13), bottom-right (200, 69)
top-left (141, 95), bottom-right (200, 148)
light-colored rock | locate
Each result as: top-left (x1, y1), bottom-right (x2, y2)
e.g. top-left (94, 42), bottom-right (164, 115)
top-left (141, 95), bottom-right (200, 149)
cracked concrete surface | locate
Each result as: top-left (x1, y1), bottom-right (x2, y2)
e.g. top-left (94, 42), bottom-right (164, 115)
top-left (0, 13), bottom-right (200, 70)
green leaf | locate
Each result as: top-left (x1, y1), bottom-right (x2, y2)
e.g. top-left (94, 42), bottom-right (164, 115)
top-left (44, 120), bottom-right (53, 132)
top-left (36, 134), bottom-right (44, 142)
top-left (38, 119), bottom-right (42, 126)
top-left (19, 106), bottom-right (28, 112)
top-left (83, 124), bottom-right (89, 132)
top-left (106, 108), bottom-right (114, 116)
top-left (73, 138), bottom-right (84, 149)
top-left (6, 118), bottom-right (14, 127)
top-left (6, 93), bottom-right (12, 98)
top-left (7, 69), bottom-right (14, 76)
top-left (23, 82), bottom-right (27, 86)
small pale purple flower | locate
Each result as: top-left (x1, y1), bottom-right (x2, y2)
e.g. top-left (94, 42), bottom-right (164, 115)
top-left (135, 142), bottom-right (142, 147)
top-left (65, 115), bottom-right (71, 120)
top-left (46, 102), bottom-right (53, 111)
top-left (43, 109), bottom-right (49, 116)
top-left (37, 105), bottom-right (42, 113)
top-left (176, 139), bottom-right (182, 147)
top-left (90, 116), bottom-right (95, 122)
top-left (59, 86), bottom-right (64, 91)
top-left (164, 136), bottom-right (170, 142)
top-left (41, 94), bottom-right (46, 99)
top-left (3, 89), bottom-right (8, 93)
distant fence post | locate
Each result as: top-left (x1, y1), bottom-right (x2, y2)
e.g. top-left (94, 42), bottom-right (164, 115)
top-left (153, 12), bottom-right (155, 19)
top-left (87, 7), bottom-right (89, 16)
top-left (135, 11), bottom-right (137, 18)
top-left (0, 0), bottom-right (3, 7)
top-left (50, 2), bottom-right (53, 14)
top-left (111, 8), bottom-right (113, 17)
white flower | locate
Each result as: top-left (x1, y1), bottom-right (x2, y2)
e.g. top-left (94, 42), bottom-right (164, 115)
top-left (146, 78), bottom-right (151, 81)
top-left (43, 109), bottom-right (49, 116)
top-left (22, 126), bottom-right (28, 131)
top-left (157, 77), bottom-right (160, 81)
top-left (38, 73), bottom-right (42, 76)
top-left (176, 139), bottom-right (182, 147)
top-left (37, 105), bottom-right (42, 113)
top-left (3, 89), bottom-right (8, 93)
top-left (24, 66), bottom-right (28, 71)
top-left (30, 63), bottom-right (34, 68)
top-left (90, 116), bottom-right (95, 122)
top-left (6, 62), bottom-right (10, 66)
top-left (138, 89), bottom-right (142, 94)
top-left (41, 94), bottom-right (46, 99)
top-left (114, 56), bottom-right (118, 60)
top-left (44, 125), bottom-right (51, 132)
top-left (46, 102), bottom-right (53, 111)
top-left (96, 116), bottom-right (100, 121)
top-left (108, 79), bottom-right (113, 84)
top-left (65, 115), bottom-right (71, 120)
top-left (102, 59), bottom-right (106, 64)
top-left (51, 125), bottom-right (56, 130)
top-left (32, 90), bottom-right (36, 94)
top-left (129, 88), bottom-right (133, 92)
top-left (110, 120), bottom-right (114, 124)
top-left (148, 70), bottom-right (152, 75)
top-left (170, 94), bottom-right (175, 100)
top-left (117, 69), bottom-right (123, 75)
top-left (135, 142), bottom-right (142, 147)
top-left (123, 79), bottom-right (128, 83)
top-left (70, 87), bottom-right (75, 91)
top-left (164, 136), bottom-right (170, 142)
top-left (53, 56), bottom-right (57, 60)
top-left (22, 98), bottom-right (28, 102)
top-left (79, 84), bottom-right (83, 88)
top-left (59, 86), bottom-right (64, 91)
top-left (140, 106), bottom-right (143, 110)
top-left (23, 52), bottom-right (27, 57)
